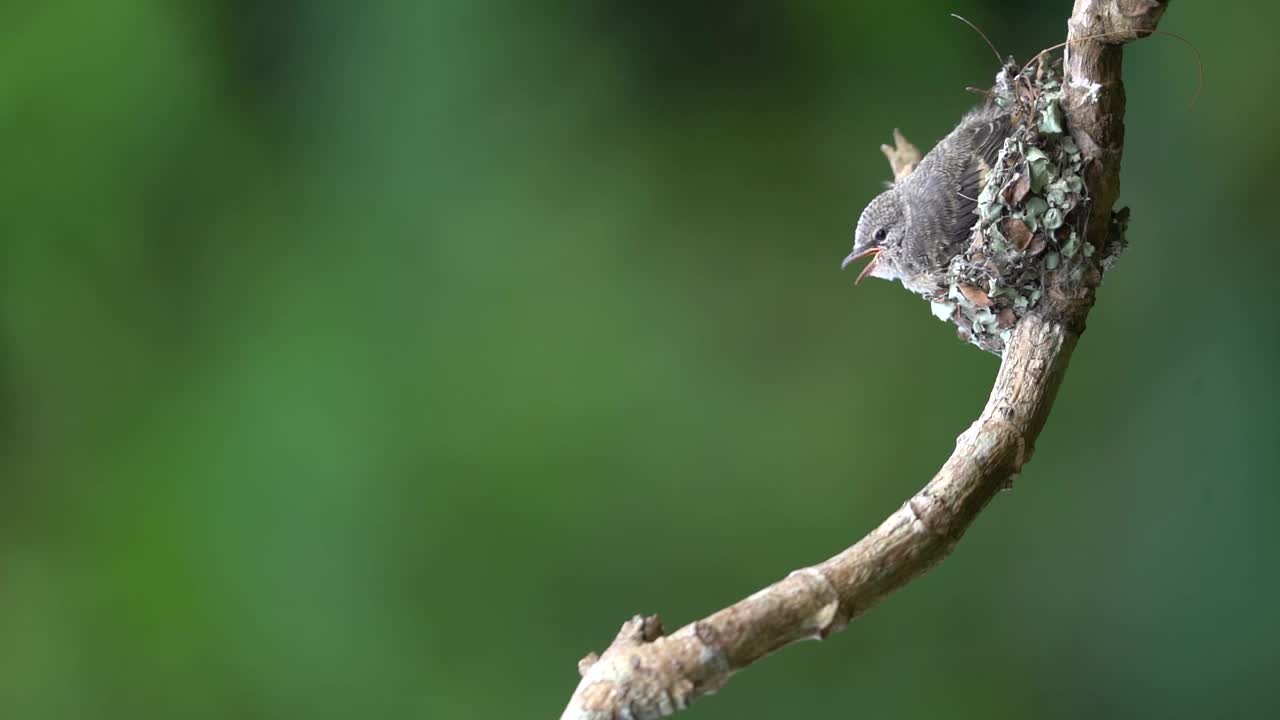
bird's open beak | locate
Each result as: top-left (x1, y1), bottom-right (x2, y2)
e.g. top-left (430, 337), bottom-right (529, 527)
top-left (841, 247), bottom-right (881, 285)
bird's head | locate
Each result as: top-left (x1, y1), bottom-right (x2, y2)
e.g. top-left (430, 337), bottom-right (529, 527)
top-left (843, 189), bottom-right (905, 284)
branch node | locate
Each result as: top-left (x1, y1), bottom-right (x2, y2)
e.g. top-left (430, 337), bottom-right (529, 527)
top-left (787, 567), bottom-right (844, 638)
top-left (906, 496), bottom-right (945, 539)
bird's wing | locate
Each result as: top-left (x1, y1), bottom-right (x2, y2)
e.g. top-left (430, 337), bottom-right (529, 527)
top-left (906, 108), bottom-right (1011, 256)
top-left (947, 110), bottom-right (1010, 238)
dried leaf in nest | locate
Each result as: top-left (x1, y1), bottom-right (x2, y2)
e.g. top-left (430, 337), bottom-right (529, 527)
top-left (998, 307), bottom-right (1018, 328)
top-left (958, 284), bottom-right (994, 308)
top-left (1026, 233), bottom-right (1048, 256)
top-left (1003, 165), bottom-right (1032, 206)
top-left (971, 224), bottom-right (988, 251)
top-left (1001, 217), bottom-right (1033, 251)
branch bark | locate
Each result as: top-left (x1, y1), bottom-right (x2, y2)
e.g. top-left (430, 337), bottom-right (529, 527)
top-left (561, 3), bottom-right (1168, 718)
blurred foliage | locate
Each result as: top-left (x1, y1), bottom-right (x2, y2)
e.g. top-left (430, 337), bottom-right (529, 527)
top-left (1, 1), bottom-right (1278, 718)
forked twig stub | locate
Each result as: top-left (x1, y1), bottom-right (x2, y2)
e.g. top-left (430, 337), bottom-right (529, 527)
top-left (881, 128), bottom-right (922, 183)
top-left (560, 2), bottom-right (1170, 718)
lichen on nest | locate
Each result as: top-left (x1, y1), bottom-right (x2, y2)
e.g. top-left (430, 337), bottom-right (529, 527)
top-left (931, 59), bottom-right (1127, 355)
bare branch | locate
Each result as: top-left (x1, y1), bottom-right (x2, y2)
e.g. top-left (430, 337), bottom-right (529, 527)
top-left (561, 3), bottom-right (1169, 718)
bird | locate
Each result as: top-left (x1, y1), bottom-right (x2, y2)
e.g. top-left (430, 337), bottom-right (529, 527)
top-left (842, 103), bottom-right (1012, 297)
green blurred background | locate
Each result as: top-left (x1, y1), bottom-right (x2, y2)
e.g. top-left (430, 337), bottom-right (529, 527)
top-left (1, 1), bottom-right (1277, 718)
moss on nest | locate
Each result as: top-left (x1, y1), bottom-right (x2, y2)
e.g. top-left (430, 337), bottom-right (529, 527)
top-left (933, 60), bottom-right (1126, 355)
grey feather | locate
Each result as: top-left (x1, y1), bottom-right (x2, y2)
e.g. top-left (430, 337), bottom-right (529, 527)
top-left (848, 104), bottom-right (1012, 296)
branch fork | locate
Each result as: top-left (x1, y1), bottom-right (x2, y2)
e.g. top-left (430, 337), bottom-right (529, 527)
top-left (881, 128), bottom-right (922, 183)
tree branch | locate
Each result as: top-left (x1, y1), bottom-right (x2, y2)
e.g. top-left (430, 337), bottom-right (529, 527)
top-left (560, 3), bottom-right (1169, 718)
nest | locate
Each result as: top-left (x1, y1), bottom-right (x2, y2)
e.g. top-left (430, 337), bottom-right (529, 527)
top-left (933, 60), bottom-right (1127, 355)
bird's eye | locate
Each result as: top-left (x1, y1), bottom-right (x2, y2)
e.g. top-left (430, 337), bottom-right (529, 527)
top-left (874, 227), bottom-right (888, 242)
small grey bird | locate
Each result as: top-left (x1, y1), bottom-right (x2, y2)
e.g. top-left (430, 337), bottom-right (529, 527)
top-left (843, 104), bottom-right (1012, 296)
